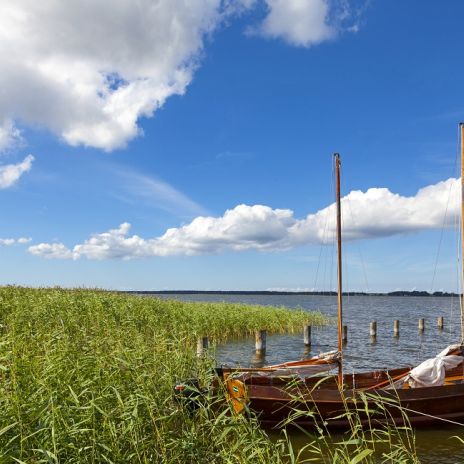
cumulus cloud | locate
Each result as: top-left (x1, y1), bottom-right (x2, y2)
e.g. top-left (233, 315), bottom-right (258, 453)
top-left (0, 0), bottom-right (227, 151)
top-left (0, 0), bottom-right (355, 151)
top-left (28, 177), bottom-right (459, 260)
top-left (29, 242), bottom-right (76, 260)
top-left (0, 155), bottom-right (34, 189)
top-left (291, 177), bottom-right (459, 243)
top-left (0, 236), bottom-right (31, 246)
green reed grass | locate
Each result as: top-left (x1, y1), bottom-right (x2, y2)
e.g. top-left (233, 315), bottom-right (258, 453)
top-left (0, 286), bottom-right (326, 463)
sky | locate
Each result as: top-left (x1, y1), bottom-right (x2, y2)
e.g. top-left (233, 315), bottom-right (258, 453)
top-left (0, 0), bottom-right (463, 292)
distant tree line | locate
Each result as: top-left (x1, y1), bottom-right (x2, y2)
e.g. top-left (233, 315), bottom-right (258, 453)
top-left (126, 290), bottom-right (460, 297)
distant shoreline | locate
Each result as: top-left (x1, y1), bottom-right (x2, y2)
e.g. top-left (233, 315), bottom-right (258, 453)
top-left (127, 290), bottom-right (460, 297)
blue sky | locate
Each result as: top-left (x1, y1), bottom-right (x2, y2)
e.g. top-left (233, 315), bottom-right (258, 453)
top-left (0, 0), bottom-right (463, 291)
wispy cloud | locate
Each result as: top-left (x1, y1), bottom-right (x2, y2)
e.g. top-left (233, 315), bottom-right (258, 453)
top-left (29, 176), bottom-right (459, 260)
top-left (112, 167), bottom-right (208, 218)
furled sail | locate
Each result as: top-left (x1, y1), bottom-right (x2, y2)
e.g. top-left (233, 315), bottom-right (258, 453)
top-left (393, 345), bottom-right (463, 388)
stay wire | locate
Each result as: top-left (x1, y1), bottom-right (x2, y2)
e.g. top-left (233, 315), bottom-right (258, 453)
top-left (345, 193), bottom-right (370, 294)
top-left (313, 165), bottom-right (334, 291)
top-left (429, 138), bottom-right (459, 293)
top-left (452, 125), bottom-right (461, 341)
top-left (329, 160), bottom-right (336, 295)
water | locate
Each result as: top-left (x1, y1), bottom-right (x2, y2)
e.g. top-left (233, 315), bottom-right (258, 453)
top-left (153, 293), bottom-right (464, 462)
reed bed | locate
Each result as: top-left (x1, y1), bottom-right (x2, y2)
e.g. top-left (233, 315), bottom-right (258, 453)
top-left (0, 286), bottom-right (325, 463)
top-left (0, 287), bottom-right (423, 463)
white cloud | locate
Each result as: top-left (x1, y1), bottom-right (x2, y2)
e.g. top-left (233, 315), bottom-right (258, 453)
top-left (0, 0), bottom-right (225, 151)
top-left (28, 242), bottom-right (73, 260)
top-left (257, 0), bottom-right (335, 46)
top-left (290, 177), bottom-right (459, 244)
top-left (0, 155), bottom-right (34, 189)
top-left (17, 237), bottom-right (32, 244)
top-left (0, 236), bottom-right (31, 246)
top-left (0, 119), bottom-right (23, 152)
top-left (28, 177), bottom-right (460, 260)
top-left (0, 1), bottom-right (353, 151)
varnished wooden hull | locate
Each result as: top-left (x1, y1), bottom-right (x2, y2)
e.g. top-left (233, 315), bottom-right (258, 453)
top-left (227, 366), bottom-right (464, 429)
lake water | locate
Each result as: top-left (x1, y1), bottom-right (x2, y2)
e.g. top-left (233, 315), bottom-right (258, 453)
top-left (153, 293), bottom-right (464, 463)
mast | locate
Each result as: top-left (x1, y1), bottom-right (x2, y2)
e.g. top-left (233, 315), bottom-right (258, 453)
top-left (460, 123), bottom-right (464, 343)
top-left (334, 153), bottom-right (343, 386)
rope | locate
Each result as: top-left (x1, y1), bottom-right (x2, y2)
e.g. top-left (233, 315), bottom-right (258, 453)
top-left (379, 390), bottom-right (464, 428)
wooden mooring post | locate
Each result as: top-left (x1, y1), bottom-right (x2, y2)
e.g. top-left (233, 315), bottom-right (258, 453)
top-left (342, 325), bottom-right (348, 344)
top-left (437, 316), bottom-right (444, 330)
top-left (196, 336), bottom-right (209, 357)
top-left (419, 318), bottom-right (425, 333)
top-left (393, 319), bottom-right (400, 337)
top-left (255, 330), bottom-right (267, 355)
top-left (369, 321), bottom-right (377, 339)
top-left (303, 325), bottom-right (311, 346)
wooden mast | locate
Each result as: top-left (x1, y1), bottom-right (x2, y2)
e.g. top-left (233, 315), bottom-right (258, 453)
top-left (334, 153), bottom-right (343, 386)
top-left (460, 123), bottom-right (464, 343)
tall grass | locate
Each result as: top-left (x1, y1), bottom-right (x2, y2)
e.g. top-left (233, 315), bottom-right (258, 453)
top-left (279, 385), bottom-right (419, 464)
top-left (0, 286), bottom-right (325, 463)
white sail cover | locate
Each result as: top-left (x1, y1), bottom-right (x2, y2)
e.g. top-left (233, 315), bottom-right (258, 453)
top-left (398, 344), bottom-right (463, 388)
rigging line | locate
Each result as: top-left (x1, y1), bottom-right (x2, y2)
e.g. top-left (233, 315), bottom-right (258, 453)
top-left (336, 160), bottom-right (354, 303)
top-left (458, 123), bottom-right (464, 342)
top-left (378, 392), bottom-right (464, 428)
top-left (345, 193), bottom-right (370, 294)
top-left (313, 223), bottom-right (326, 291)
top-left (325, 161), bottom-right (335, 294)
top-left (339, 166), bottom-right (350, 303)
top-left (329, 217), bottom-right (336, 295)
top-left (429, 170), bottom-right (457, 294)
top-left (313, 165), bottom-right (333, 291)
top-left (320, 159), bottom-right (337, 294)
top-left (452, 125), bottom-right (462, 340)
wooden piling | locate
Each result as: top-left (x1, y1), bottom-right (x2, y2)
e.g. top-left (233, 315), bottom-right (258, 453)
top-left (393, 319), bottom-right (400, 337)
top-left (369, 321), bottom-right (377, 338)
top-left (342, 325), bottom-right (348, 344)
top-left (419, 318), bottom-right (425, 332)
top-left (196, 336), bottom-right (209, 357)
top-left (303, 325), bottom-right (312, 346)
top-left (437, 316), bottom-right (444, 330)
top-left (255, 330), bottom-right (267, 354)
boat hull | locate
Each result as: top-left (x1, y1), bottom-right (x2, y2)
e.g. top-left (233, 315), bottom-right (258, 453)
top-left (226, 366), bottom-right (464, 429)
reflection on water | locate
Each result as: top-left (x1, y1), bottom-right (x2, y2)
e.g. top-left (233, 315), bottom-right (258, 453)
top-left (153, 293), bottom-right (464, 463)
top-left (276, 425), bottom-right (464, 464)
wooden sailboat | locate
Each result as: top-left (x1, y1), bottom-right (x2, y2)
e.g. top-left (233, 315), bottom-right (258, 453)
top-left (222, 124), bottom-right (464, 428)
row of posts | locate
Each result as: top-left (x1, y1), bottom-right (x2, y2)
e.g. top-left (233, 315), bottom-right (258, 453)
top-left (196, 316), bottom-right (446, 356)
